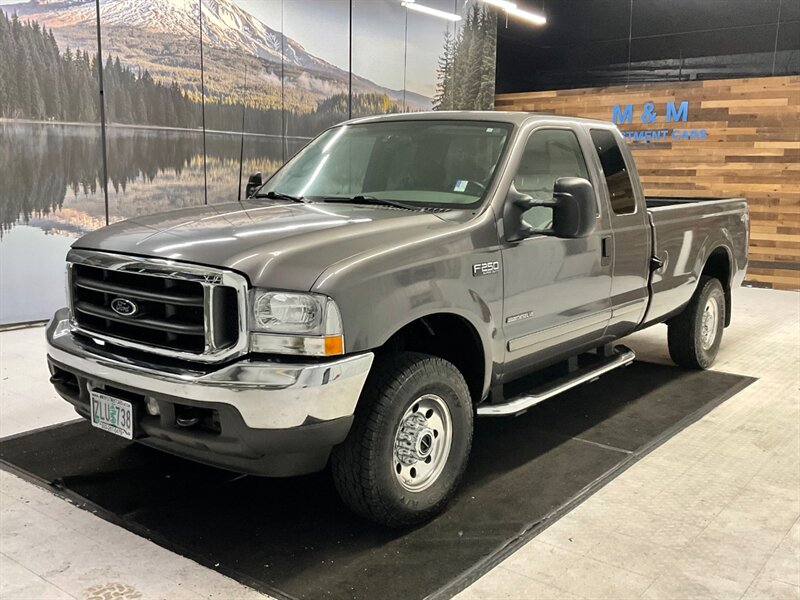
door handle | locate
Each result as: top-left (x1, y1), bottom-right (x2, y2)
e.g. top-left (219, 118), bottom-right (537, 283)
top-left (601, 236), bottom-right (611, 258)
top-left (601, 236), bottom-right (612, 266)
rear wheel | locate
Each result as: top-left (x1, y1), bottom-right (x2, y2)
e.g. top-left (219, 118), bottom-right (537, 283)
top-left (331, 352), bottom-right (473, 528)
top-left (667, 276), bottom-right (726, 369)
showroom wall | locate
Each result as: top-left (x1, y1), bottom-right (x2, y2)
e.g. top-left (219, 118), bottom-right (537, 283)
top-left (495, 0), bottom-right (799, 93)
top-left (0, 0), bottom-right (497, 324)
top-left (497, 76), bottom-right (800, 290)
top-left (496, 0), bottom-right (800, 291)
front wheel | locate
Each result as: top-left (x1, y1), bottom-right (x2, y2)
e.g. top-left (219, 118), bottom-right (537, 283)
top-left (330, 352), bottom-right (473, 528)
top-left (667, 276), bottom-right (726, 369)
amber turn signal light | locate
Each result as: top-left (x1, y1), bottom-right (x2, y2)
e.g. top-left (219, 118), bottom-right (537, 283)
top-left (324, 335), bottom-right (344, 356)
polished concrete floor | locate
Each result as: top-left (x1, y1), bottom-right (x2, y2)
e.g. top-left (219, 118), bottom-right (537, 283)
top-left (1, 286), bottom-right (798, 600)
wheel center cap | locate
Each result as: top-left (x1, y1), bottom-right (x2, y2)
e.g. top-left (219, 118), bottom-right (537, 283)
top-left (415, 428), bottom-right (435, 459)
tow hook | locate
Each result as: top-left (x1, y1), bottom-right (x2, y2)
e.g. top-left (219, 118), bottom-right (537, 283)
top-left (176, 410), bottom-right (201, 428)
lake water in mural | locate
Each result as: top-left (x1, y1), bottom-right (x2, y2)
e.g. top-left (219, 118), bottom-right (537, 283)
top-left (0, 121), bottom-right (294, 324)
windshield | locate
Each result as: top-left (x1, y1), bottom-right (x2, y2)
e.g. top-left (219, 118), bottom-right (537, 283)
top-left (258, 120), bottom-right (513, 208)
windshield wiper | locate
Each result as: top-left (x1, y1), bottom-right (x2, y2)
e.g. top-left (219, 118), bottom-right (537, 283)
top-left (251, 190), bottom-right (307, 203)
top-left (322, 195), bottom-right (420, 211)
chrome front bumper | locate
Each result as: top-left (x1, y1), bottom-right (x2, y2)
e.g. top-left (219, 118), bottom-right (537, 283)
top-left (46, 309), bottom-right (374, 430)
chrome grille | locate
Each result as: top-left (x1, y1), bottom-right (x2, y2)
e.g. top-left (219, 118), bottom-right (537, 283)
top-left (67, 250), bottom-right (248, 362)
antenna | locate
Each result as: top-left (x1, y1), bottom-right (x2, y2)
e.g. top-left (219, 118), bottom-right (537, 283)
top-left (237, 64), bottom-right (248, 202)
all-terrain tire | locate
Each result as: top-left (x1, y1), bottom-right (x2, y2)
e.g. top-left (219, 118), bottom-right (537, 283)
top-left (330, 352), bottom-right (473, 528)
top-left (667, 276), bottom-right (726, 369)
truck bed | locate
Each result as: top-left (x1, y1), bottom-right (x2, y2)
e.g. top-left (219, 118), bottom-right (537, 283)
top-left (643, 196), bottom-right (749, 327)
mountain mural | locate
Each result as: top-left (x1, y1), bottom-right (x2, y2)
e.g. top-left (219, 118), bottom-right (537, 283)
top-left (0, 0), bottom-right (498, 325)
top-left (1, 0), bottom-right (431, 113)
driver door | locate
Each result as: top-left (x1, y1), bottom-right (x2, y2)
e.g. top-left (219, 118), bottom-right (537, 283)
top-left (501, 127), bottom-right (613, 380)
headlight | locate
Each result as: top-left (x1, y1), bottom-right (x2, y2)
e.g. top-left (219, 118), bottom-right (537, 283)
top-left (249, 290), bottom-right (344, 356)
top-left (253, 291), bottom-right (323, 333)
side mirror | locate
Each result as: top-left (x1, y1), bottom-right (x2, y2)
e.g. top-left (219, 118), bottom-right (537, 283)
top-left (245, 172), bottom-right (262, 199)
top-left (551, 177), bottom-right (597, 238)
top-left (503, 177), bottom-right (597, 242)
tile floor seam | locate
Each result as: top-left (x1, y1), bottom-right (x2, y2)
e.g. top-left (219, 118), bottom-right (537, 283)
top-left (0, 550), bottom-right (79, 600)
top-left (692, 468), bottom-right (780, 542)
top-left (497, 564), bottom-right (580, 599)
top-left (744, 515), bottom-right (800, 590)
top-left (0, 479), bottom-right (201, 561)
top-left (588, 519), bottom-right (706, 558)
top-left (1, 486), bottom-right (100, 545)
top-left (531, 537), bottom-right (662, 583)
top-left (0, 483), bottom-right (160, 562)
top-left (630, 454), bottom-right (788, 579)
top-left (637, 579), bottom-right (658, 600)
top-left (0, 488), bottom-right (20, 504)
top-left (502, 542), bottom-right (655, 599)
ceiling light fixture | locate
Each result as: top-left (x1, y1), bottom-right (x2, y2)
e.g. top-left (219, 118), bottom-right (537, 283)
top-left (480, 0), bottom-right (546, 26)
top-left (506, 5), bottom-right (547, 25)
top-left (481, 0), bottom-right (518, 10)
top-left (401, 1), bottom-right (462, 22)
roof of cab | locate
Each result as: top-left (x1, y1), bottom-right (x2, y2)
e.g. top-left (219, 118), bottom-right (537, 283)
top-left (342, 110), bottom-right (616, 128)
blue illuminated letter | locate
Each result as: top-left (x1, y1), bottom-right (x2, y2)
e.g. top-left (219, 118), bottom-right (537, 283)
top-left (666, 101), bottom-right (688, 122)
top-left (612, 104), bottom-right (633, 124)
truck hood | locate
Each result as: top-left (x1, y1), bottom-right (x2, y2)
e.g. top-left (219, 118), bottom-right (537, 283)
top-left (73, 201), bottom-right (464, 290)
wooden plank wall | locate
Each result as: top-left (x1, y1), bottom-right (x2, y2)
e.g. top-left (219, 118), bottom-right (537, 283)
top-left (496, 75), bottom-right (800, 291)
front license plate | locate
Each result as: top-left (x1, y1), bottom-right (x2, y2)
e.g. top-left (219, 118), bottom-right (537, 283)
top-left (90, 390), bottom-right (133, 440)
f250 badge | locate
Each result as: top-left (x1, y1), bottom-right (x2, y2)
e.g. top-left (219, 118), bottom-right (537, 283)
top-left (472, 261), bottom-right (500, 276)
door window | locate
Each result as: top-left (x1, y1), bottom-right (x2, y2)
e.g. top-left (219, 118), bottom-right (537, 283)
top-left (590, 129), bottom-right (636, 215)
top-left (513, 129), bottom-right (590, 229)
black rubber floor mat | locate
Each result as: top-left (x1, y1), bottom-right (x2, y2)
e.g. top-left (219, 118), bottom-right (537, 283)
top-left (0, 362), bottom-right (753, 600)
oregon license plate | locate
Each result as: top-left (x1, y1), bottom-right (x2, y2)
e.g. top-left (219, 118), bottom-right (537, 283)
top-left (90, 390), bottom-right (133, 440)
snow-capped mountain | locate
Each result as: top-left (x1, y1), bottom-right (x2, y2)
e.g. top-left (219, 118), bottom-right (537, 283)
top-left (3, 0), bottom-right (342, 74)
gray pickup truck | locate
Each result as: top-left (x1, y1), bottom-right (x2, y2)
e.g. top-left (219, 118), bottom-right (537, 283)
top-left (46, 112), bottom-right (748, 526)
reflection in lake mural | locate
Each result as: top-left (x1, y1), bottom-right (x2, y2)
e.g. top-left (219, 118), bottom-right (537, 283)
top-left (0, 0), bottom-right (496, 324)
top-left (0, 122), bottom-right (289, 323)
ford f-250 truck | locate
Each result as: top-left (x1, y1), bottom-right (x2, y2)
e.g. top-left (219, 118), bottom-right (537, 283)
top-left (46, 112), bottom-right (748, 527)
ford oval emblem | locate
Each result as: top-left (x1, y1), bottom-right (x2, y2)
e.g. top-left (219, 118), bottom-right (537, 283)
top-left (110, 297), bottom-right (138, 317)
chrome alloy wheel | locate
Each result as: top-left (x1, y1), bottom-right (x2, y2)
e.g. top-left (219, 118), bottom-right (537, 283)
top-left (700, 295), bottom-right (719, 350)
top-left (393, 394), bottom-right (453, 492)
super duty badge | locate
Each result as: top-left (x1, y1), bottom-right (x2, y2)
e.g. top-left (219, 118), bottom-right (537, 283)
top-left (472, 261), bottom-right (500, 276)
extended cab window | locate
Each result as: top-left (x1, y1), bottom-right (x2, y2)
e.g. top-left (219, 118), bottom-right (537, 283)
top-left (262, 121), bottom-right (512, 208)
top-left (513, 128), bottom-right (589, 229)
top-left (590, 129), bottom-right (636, 215)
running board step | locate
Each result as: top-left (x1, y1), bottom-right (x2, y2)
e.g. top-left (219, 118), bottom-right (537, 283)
top-left (477, 346), bottom-right (636, 417)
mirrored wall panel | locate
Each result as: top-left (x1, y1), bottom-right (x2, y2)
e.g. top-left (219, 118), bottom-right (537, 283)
top-left (0, 4), bottom-right (103, 323)
top-left (0, 0), bottom-right (498, 324)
